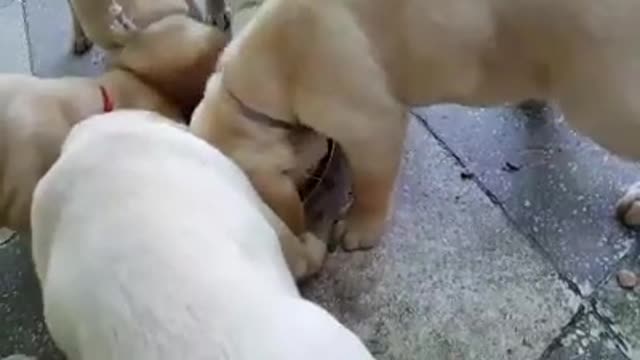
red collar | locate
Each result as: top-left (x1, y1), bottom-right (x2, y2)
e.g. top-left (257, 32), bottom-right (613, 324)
top-left (99, 85), bottom-right (114, 112)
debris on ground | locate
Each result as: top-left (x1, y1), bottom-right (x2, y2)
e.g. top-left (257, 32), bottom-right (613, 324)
top-left (616, 269), bottom-right (638, 290)
top-left (460, 171), bottom-right (475, 180)
top-left (502, 161), bottom-right (521, 173)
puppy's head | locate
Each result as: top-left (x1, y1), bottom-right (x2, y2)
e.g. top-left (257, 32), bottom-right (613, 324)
top-left (191, 73), bottom-right (306, 234)
top-left (114, 15), bottom-right (230, 117)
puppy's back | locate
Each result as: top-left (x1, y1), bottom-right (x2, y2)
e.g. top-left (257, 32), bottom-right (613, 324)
top-left (31, 110), bottom-right (297, 359)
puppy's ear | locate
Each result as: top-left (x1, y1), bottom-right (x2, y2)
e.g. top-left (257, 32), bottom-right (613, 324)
top-left (219, 14), bottom-right (295, 123)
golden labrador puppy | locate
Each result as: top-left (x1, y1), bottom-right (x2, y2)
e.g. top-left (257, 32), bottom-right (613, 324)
top-left (194, 0), bottom-right (330, 237)
top-left (68, 0), bottom-right (229, 116)
top-left (192, 0), bottom-right (640, 250)
top-left (9, 112), bottom-right (360, 360)
top-left (67, 0), bottom-right (203, 53)
top-left (0, 70), bottom-right (182, 233)
top-left (220, 0), bottom-right (332, 190)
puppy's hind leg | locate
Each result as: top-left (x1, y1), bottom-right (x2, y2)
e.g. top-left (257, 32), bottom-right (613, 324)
top-left (67, 0), bottom-right (93, 55)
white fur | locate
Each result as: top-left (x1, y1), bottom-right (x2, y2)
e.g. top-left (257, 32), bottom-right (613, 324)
top-left (29, 110), bottom-right (373, 360)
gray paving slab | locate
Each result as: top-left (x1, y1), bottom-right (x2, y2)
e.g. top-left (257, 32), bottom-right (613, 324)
top-left (303, 118), bottom-right (581, 360)
top-left (0, 235), bottom-right (63, 359)
top-left (0, 0), bottom-right (30, 74)
top-left (542, 309), bottom-right (630, 360)
top-left (413, 105), bottom-right (640, 296)
top-left (592, 254), bottom-right (640, 359)
top-left (24, 0), bottom-right (106, 77)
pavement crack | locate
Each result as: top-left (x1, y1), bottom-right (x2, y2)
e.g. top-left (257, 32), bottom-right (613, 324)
top-left (411, 109), bottom-right (585, 298)
top-left (0, 231), bottom-right (17, 247)
top-left (536, 304), bottom-right (587, 360)
top-left (535, 303), bottom-right (633, 360)
top-left (19, 0), bottom-right (35, 75)
top-left (589, 298), bottom-right (634, 359)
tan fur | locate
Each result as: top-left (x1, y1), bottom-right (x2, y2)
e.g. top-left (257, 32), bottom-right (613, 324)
top-left (192, 0), bottom-right (640, 250)
top-left (223, 0), bottom-right (332, 193)
top-left (67, 0), bottom-right (199, 51)
top-left (0, 71), bottom-right (182, 232)
top-left (68, 0), bottom-right (229, 116)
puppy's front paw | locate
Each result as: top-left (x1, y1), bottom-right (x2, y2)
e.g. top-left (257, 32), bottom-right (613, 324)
top-left (72, 36), bottom-right (93, 55)
top-left (617, 182), bottom-right (640, 226)
top-left (291, 232), bottom-right (326, 280)
top-left (331, 215), bottom-right (384, 251)
top-left (301, 232), bottom-right (327, 276)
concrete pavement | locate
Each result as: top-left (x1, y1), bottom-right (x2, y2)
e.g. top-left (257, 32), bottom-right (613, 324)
top-left (0, 0), bottom-right (638, 359)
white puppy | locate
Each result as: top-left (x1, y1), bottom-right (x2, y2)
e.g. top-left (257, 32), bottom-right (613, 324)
top-left (24, 110), bottom-right (371, 360)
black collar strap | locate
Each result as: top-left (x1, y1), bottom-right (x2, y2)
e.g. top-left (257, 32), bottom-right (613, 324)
top-left (225, 88), bottom-right (303, 131)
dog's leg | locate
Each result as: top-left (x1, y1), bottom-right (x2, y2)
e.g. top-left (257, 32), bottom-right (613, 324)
top-left (557, 60), bottom-right (640, 226)
top-left (67, 0), bottom-right (93, 55)
top-left (333, 116), bottom-right (407, 251)
top-left (301, 97), bottom-right (407, 251)
top-left (279, 229), bottom-right (327, 281)
top-left (617, 183), bottom-right (640, 226)
top-left (258, 200), bottom-right (326, 280)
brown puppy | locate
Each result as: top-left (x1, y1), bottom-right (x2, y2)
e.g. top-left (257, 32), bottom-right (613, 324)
top-left (68, 0), bottom-right (229, 116)
top-left (0, 70), bottom-right (182, 233)
top-left (191, 0), bottom-right (640, 251)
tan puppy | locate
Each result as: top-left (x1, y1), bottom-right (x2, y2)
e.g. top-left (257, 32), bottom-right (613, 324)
top-left (192, 0), bottom-right (640, 250)
top-left (67, 0), bottom-right (203, 53)
top-left (68, 0), bottom-right (229, 116)
top-left (0, 71), bottom-right (182, 233)
top-left (220, 0), bottom-right (332, 191)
